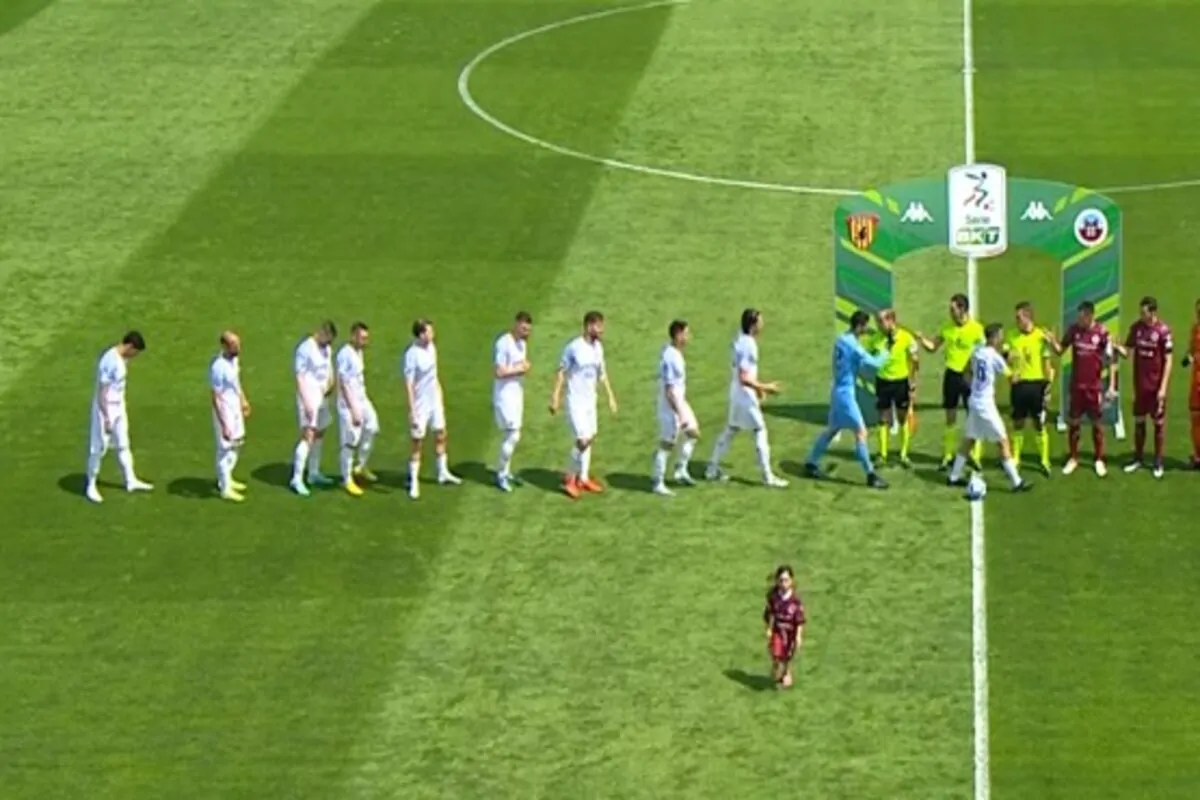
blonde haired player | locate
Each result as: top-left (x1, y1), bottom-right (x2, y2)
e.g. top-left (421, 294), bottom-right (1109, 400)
top-left (652, 319), bottom-right (700, 496)
top-left (550, 310), bottom-right (618, 499)
top-left (210, 331), bottom-right (250, 502)
top-left (403, 319), bottom-right (461, 500)
top-left (336, 322), bottom-right (379, 497)
top-left (85, 330), bottom-right (153, 503)
top-left (290, 320), bottom-right (337, 497)
top-left (867, 309), bottom-right (919, 466)
top-left (493, 311), bottom-right (533, 492)
top-left (947, 323), bottom-right (1032, 493)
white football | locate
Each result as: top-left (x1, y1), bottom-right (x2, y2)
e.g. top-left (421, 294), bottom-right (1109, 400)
top-left (966, 473), bottom-right (987, 501)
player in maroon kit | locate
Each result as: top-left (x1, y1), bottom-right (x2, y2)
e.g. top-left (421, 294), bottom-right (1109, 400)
top-left (1047, 300), bottom-right (1117, 476)
top-left (763, 565), bottom-right (805, 689)
top-left (1115, 296), bottom-right (1174, 478)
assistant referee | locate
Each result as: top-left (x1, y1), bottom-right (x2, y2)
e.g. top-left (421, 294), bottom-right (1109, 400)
top-left (1003, 301), bottom-right (1054, 475)
top-left (868, 309), bottom-right (918, 466)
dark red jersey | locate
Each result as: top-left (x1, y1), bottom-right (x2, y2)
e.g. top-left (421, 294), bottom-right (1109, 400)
top-left (1125, 320), bottom-right (1173, 394)
top-left (1062, 323), bottom-right (1111, 388)
top-left (764, 589), bottom-right (805, 636)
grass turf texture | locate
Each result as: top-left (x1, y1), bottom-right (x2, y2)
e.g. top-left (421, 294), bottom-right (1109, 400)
top-left (0, 0), bottom-right (1197, 798)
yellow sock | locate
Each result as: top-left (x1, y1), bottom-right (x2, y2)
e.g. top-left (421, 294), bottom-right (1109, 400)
top-left (971, 440), bottom-right (982, 464)
top-left (900, 419), bottom-right (912, 459)
top-left (943, 424), bottom-right (958, 461)
top-left (878, 425), bottom-right (889, 459)
top-left (1037, 429), bottom-right (1050, 464)
top-left (1012, 432), bottom-right (1024, 461)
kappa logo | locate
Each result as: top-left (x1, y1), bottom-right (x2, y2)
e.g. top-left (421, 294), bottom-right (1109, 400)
top-left (846, 213), bottom-right (879, 250)
top-left (1074, 208), bottom-right (1109, 248)
top-left (1020, 201), bottom-right (1053, 222)
top-left (900, 201), bottom-right (934, 223)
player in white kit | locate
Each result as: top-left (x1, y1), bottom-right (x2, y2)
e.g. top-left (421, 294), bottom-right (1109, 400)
top-left (290, 321), bottom-right (337, 497)
top-left (336, 322), bottom-right (379, 497)
top-left (403, 319), bottom-right (461, 500)
top-left (652, 319), bottom-right (700, 496)
top-left (550, 310), bottom-right (618, 499)
top-left (493, 311), bottom-right (533, 492)
top-left (85, 330), bottom-right (153, 503)
top-left (705, 308), bottom-right (787, 487)
top-left (210, 330), bottom-right (250, 502)
top-left (948, 323), bottom-right (1032, 493)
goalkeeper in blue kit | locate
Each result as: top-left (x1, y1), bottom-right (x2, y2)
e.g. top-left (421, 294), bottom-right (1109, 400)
top-left (803, 310), bottom-right (891, 489)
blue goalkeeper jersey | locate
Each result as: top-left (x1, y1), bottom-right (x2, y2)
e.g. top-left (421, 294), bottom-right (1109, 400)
top-left (831, 332), bottom-right (889, 397)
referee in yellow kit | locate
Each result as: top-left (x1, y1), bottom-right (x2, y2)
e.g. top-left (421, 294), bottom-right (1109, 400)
top-left (868, 309), bottom-right (919, 466)
top-left (1002, 301), bottom-right (1054, 475)
top-left (916, 293), bottom-right (986, 469)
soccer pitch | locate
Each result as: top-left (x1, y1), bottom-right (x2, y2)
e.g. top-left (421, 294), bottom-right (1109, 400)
top-left (2, 0), bottom-right (1199, 797)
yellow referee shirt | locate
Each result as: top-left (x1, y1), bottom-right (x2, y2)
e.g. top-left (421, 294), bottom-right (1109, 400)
top-left (1003, 328), bottom-right (1050, 381)
top-left (867, 328), bottom-right (917, 380)
top-left (940, 318), bottom-right (985, 372)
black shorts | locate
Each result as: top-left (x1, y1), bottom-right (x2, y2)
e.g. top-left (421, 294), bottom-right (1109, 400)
top-left (1010, 381), bottom-right (1048, 422)
top-left (875, 378), bottom-right (911, 411)
top-left (941, 369), bottom-right (970, 410)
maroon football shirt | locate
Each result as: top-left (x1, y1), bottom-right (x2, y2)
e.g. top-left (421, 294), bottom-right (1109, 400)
top-left (1062, 323), bottom-right (1110, 389)
top-left (1125, 320), bottom-right (1173, 394)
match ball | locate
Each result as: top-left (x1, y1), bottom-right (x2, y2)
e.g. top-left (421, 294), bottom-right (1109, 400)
top-left (966, 473), bottom-right (987, 501)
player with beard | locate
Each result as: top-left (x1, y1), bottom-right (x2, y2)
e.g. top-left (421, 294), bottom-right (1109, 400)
top-left (1115, 296), bottom-right (1173, 478)
top-left (1046, 301), bottom-right (1117, 476)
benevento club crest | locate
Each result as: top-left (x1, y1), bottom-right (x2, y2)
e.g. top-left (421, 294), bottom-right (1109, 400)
top-left (847, 213), bottom-right (879, 251)
top-left (1073, 208), bottom-right (1109, 248)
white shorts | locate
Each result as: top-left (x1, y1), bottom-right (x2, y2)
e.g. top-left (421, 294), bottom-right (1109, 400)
top-left (965, 404), bottom-right (1007, 443)
top-left (297, 397), bottom-right (331, 432)
top-left (727, 396), bottom-right (765, 431)
top-left (410, 399), bottom-right (446, 440)
top-left (494, 399), bottom-right (524, 432)
top-left (89, 407), bottom-right (130, 455)
top-left (212, 410), bottom-right (246, 449)
top-left (658, 401), bottom-right (698, 442)
top-left (567, 402), bottom-right (598, 442)
top-left (338, 399), bottom-right (379, 447)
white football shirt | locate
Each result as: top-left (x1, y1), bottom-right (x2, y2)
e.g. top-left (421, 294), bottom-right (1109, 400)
top-left (93, 347), bottom-right (127, 411)
top-left (968, 345), bottom-right (1009, 408)
top-left (294, 336), bottom-right (332, 404)
top-left (658, 343), bottom-right (686, 413)
top-left (559, 335), bottom-right (605, 408)
top-left (209, 355), bottom-right (242, 422)
top-left (730, 333), bottom-right (759, 402)
top-left (493, 332), bottom-right (526, 407)
top-left (336, 344), bottom-right (368, 412)
top-left (403, 342), bottom-right (439, 403)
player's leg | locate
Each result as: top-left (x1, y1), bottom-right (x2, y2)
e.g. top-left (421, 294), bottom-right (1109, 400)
top-left (706, 401), bottom-right (743, 479)
top-left (1010, 385), bottom-right (1027, 463)
top-left (305, 404), bottom-right (334, 485)
top-left (940, 370), bottom-right (960, 468)
top-left (874, 379), bottom-right (893, 462)
top-left (894, 381), bottom-right (914, 466)
top-left (407, 409), bottom-right (430, 499)
top-left (216, 439), bottom-right (244, 502)
top-left (85, 410), bottom-right (110, 502)
top-left (431, 403), bottom-right (460, 485)
top-left (355, 401), bottom-right (379, 482)
top-left (994, 431), bottom-right (1027, 490)
top-left (493, 402), bottom-right (521, 489)
top-left (963, 382), bottom-right (982, 467)
top-left (338, 411), bottom-right (364, 496)
top-left (948, 408), bottom-right (980, 483)
top-left (1151, 400), bottom-right (1167, 477)
top-left (291, 397), bottom-right (317, 493)
top-left (746, 405), bottom-right (784, 487)
top-left (111, 415), bottom-right (150, 492)
top-left (852, 417), bottom-right (887, 488)
top-left (652, 409), bottom-right (677, 495)
top-left (1032, 381), bottom-right (1052, 473)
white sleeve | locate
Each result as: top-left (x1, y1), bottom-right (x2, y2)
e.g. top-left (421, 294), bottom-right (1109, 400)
top-left (596, 343), bottom-right (606, 378)
top-left (558, 344), bottom-right (573, 372)
top-left (293, 344), bottom-right (308, 377)
top-left (336, 349), bottom-right (351, 380)
top-left (402, 349), bottom-right (417, 382)
top-left (734, 341), bottom-right (753, 371)
top-left (661, 354), bottom-right (681, 387)
top-left (493, 338), bottom-right (507, 368)
top-left (209, 362), bottom-right (222, 391)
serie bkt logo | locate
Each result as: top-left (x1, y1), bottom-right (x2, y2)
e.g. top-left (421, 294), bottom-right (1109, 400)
top-left (1073, 208), bottom-right (1109, 248)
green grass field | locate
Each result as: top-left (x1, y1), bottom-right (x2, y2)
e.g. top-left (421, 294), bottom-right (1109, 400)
top-left (2, 0), bottom-right (1198, 797)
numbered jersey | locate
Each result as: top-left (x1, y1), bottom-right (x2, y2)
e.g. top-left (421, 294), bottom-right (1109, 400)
top-left (968, 346), bottom-right (1009, 408)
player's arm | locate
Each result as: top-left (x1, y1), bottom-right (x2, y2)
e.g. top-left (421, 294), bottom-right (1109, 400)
top-left (856, 340), bottom-right (890, 371)
top-left (493, 342), bottom-right (528, 379)
top-left (549, 351), bottom-right (567, 414)
top-left (598, 354), bottom-right (618, 414)
top-left (98, 371), bottom-right (114, 430)
top-left (906, 340), bottom-right (920, 385)
top-left (210, 368), bottom-right (232, 439)
top-left (1159, 334), bottom-right (1174, 396)
top-left (338, 357), bottom-right (362, 423)
top-left (762, 600), bottom-right (774, 640)
top-left (1183, 325), bottom-right (1197, 368)
top-left (293, 350), bottom-right (315, 413)
top-left (402, 353), bottom-right (418, 419)
top-left (914, 331), bottom-right (943, 352)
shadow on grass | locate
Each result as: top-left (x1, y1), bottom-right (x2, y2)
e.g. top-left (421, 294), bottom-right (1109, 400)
top-left (779, 459), bottom-right (858, 487)
top-left (605, 472), bottom-right (653, 494)
top-left (723, 668), bottom-right (776, 692)
top-left (764, 401), bottom-right (947, 427)
top-left (516, 467), bottom-right (564, 494)
top-left (166, 477), bottom-right (217, 499)
top-left (453, 460), bottom-right (493, 487)
top-left (251, 462), bottom-right (293, 488)
top-left (57, 473), bottom-right (121, 496)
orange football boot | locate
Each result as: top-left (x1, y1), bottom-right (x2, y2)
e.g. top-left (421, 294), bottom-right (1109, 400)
top-left (562, 475), bottom-right (582, 499)
top-left (579, 478), bottom-right (604, 493)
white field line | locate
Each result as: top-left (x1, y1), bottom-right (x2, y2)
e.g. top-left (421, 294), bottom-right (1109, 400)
top-left (960, 0), bottom-right (990, 795)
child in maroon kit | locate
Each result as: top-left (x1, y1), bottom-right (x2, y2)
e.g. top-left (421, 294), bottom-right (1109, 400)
top-left (763, 565), bottom-right (805, 689)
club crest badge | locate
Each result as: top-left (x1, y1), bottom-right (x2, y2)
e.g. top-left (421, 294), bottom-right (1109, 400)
top-left (1073, 208), bottom-right (1109, 248)
top-left (847, 213), bottom-right (879, 251)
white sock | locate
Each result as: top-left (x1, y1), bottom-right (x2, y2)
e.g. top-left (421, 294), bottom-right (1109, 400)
top-left (216, 447), bottom-right (231, 491)
top-left (292, 439), bottom-right (311, 483)
top-left (357, 430), bottom-right (376, 469)
top-left (753, 429), bottom-right (772, 478)
top-left (227, 448), bottom-right (240, 484)
top-left (436, 452), bottom-right (449, 476)
top-left (116, 448), bottom-right (136, 484)
top-left (677, 437), bottom-right (697, 470)
top-left (652, 448), bottom-right (670, 483)
top-left (409, 457), bottom-right (420, 486)
top-left (86, 449), bottom-right (104, 486)
top-left (568, 446), bottom-right (582, 477)
top-left (709, 428), bottom-right (734, 468)
top-left (949, 453), bottom-right (967, 482)
top-left (579, 447), bottom-right (592, 481)
top-left (1002, 458), bottom-right (1022, 487)
top-left (307, 439), bottom-right (324, 478)
top-left (497, 431), bottom-right (520, 477)
top-left (340, 445), bottom-right (355, 482)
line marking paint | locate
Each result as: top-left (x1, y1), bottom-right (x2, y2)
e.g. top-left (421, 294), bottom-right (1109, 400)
top-left (960, 0), bottom-right (990, 795)
top-left (457, 0), bottom-right (860, 198)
